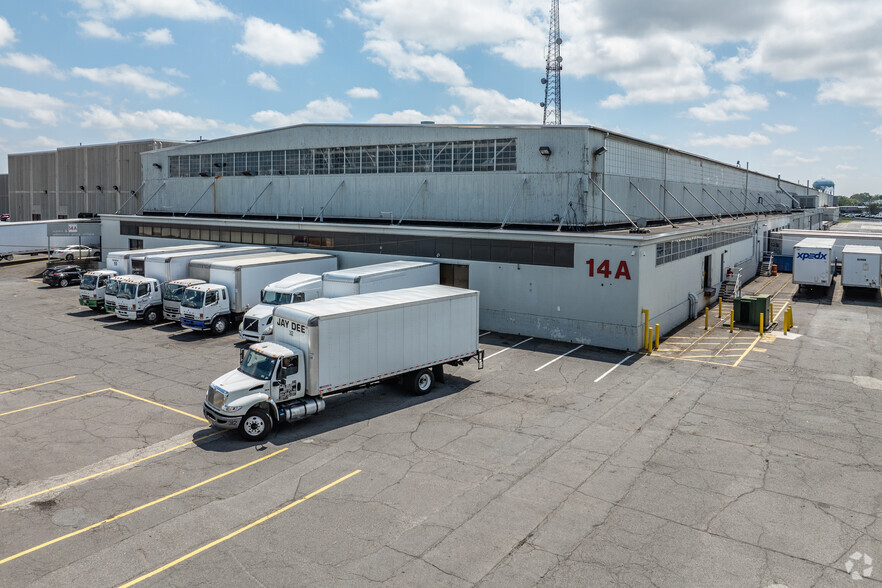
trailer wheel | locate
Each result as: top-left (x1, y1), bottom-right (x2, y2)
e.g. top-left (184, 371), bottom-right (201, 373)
top-left (211, 316), bottom-right (228, 335)
top-left (144, 307), bottom-right (160, 325)
top-left (239, 408), bottom-right (273, 441)
top-left (411, 368), bottom-right (435, 395)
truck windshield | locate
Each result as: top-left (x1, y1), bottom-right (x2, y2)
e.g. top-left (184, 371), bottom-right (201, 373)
top-left (117, 283), bottom-right (138, 300)
top-left (181, 288), bottom-right (205, 309)
top-left (106, 279), bottom-right (120, 296)
top-left (239, 350), bottom-right (276, 381)
top-left (81, 274), bottom-right (99, 290)
top-left (261, 290), bottom-right (292, 305)
top-left (163, 283), bottom-right (188, 302)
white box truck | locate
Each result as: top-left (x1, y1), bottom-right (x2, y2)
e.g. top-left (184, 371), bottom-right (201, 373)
top-left (793, 238), bottom-right (836, 287)
top-left (238, 273), bottom-right (325, 342)
top-left (106, 244), bottom-right (217, 275)
top-left (180, 252), bottom-right (337, 335)
top-left (321, 260), bottom-right (439, 298)
top-left (114, 275), bottom-right (164, 323)
top-left (142, 246), bottom-right (270, 320)
top-left (841, 245), bottom-right (882, 289)
top-left (78, 269), bottom-right (117, 311)
top-left (103, 273), bottom-right (139, 314)
top-left (204, 285), bottom-right (483, 440)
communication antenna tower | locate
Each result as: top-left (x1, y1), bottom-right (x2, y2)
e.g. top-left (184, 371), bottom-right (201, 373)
top-left (540, 0), bottom-right (562, 125)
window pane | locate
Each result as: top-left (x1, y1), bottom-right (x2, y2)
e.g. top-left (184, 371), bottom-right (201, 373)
top-left (211, 154), bottom-right (223, 175)
top-left (272, 150), bottom-right (285, 175)
top-left (246, 152), bottom-right (258, 175)
top-left (453, 141), bottom-right (473, 172)
top-left (330, 147), bottom-right (345, 174)
top-left (314, 148), bottom-right (329, 174)
top-left (200, 155), bottom-right (213, 176)
top-left (223, 153), bottom-right (235, 176)
top-left (300, 149), bottom-right (314, 175)
top-left (396, 144), bottom-right (414, 172)
top-left (474, 140), bottom-right (494, 172)
top-left (433, 142), bottom-right (452, 172)
top-left (414, 143), bottom-right (432, 172)
top-left (344, 147), bottom-right (360, 174)
top-left (169, 156), bottom-right (180, 177)
top-left (496, 138), bottom-right (516, 171)
top-left (361, 146), bottom-right (377, 174)
top-left (285, 150), bottom-right (299, 175)
top-left (234, 153), bottom-right (247, 175)
top-left (378, 145), bottom-right (395, 173)
top-left (265, 232), bottom-right (278, 245)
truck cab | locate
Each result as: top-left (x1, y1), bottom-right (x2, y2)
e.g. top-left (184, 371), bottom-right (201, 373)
top-left (104, 274), bottom-right (138, 313)
top-left (204, 342), bottom-right (317, 441)
top-left (238, 273), bottom-right (322, 342)
top-left (162, 278), bottom-right (206, 321)
top-left (180, 283), bottom-right (231, 334)
top-left (78, 269), bottom-right (117, 311)
top-left (114, 275), bottom-right (164, 323)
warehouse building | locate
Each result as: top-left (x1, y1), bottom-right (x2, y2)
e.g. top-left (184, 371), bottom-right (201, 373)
top-left (14, 124), bottom-right (831, 350)
top-left (6, 139), bottom-right (183, 222)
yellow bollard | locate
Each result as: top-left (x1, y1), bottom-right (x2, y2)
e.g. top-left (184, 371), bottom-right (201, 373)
top-left (643, 309), bottom-right (650, 352)
top-left (655, 323), bottom-right (660, 350)
top-left (705, 307), bottom-right (709, 330)
top-left (759, 313), bottom-right (764, 336)
top-left (770, 302), bottom-right (774, 323)
top-left (718, 297), bottom-right (722, 318)
top-left (730, 311), bottom-right (734, 333)
top-left (783, 307), bottom-right (789, 335)
top-left (648, 327), bottom-right (654, 354)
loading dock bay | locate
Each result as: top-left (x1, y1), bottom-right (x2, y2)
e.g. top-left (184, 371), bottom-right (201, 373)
top-left (1, 259), bottom-right (881, 587)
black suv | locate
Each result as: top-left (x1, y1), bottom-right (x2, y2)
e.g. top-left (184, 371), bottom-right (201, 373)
top-left (42, 265), bottom-right (85, 287)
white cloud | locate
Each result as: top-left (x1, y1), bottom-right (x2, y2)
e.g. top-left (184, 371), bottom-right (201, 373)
top-left (762, 123), bottom-right (797, 134)
top-left (76, 0), bottom-right (233, 21)
top-left (814, 145), bottom-right (863, 152)
top-left (873, 126), bottom-right (882, 137)
top-left (247, 71), bottom-right (280, 92)
top-left (1, 118), bottom-right (29, 128)
top-left (251, 98), bottom-right (351, 128)
top-left (71, 65), bottom-right (182, 98)
top-left (776, 90), bottom-right (789, 98)
top-left (0, 16), bottom-right (15, 47)
top-left (162, 67), bottom-right (188, 78)
top-left (367, 109), bottom-right (458, 124)
top-left (23, 135), bottom-right (62, 150)
top-left (688, 132), bottom-right (770, 149)
top-left (449, 86), bottom-right (544, 124)
top-left (234, 17), bottom-right (323, 66)
top-left (78, 20), bottom-right (124, 40)
top-left (363, 38), bottom-right (469, 86)
top-left (0, 53), bottom-right (65, 78)
top-left (837, 164), bottom-right (857, 171)
top-left (346, 87), bottom-right (380, 99)
top-left (140, 28), bottom-right (174, 45)
top-left (772, 148), bottom-right (819, 164)
top-left (79, 105), bottom-right (250, 135)
top-left (687, 85), bottom-right (768, 122)
top-left (0, 86), bottom-right (65, 125)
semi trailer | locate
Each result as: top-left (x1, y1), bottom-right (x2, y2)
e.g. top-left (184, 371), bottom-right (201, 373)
top-left (321, 260), bottom-right (439, 298)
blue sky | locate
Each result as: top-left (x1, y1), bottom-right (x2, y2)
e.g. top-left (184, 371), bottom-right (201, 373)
top-left (0, 0), bottom-right (880, 195)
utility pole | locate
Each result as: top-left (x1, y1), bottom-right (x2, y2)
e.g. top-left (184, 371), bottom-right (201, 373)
top-left (540, 0), bottom-right (562, 125)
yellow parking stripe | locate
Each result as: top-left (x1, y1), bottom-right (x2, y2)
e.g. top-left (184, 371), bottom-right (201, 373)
top-left (0, 449), bottom-right (288, 565)
top-left (0, 376), bottom-right (76, 395)
top-left (119, 470), bottom-right (362, 587)
top-left (0, 390), bottom-right (104, 417)
top-left (732, 335), bottom-right (762, 367)
top-left (109, 388), bottom-right (207, 423)
top-left (0, 431), bottom-right (223, 509)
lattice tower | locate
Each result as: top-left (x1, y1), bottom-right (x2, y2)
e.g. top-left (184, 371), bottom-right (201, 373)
top-left (540, 0), bottom-right (562, 125)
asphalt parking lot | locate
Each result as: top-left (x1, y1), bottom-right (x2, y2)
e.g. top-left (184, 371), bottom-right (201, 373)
top-left (1, 258), bottom-right (881, 587)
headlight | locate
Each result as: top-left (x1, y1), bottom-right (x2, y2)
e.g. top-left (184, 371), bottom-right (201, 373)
top-left (222, 402), bottom-right (241, 413)
top-left (262, 325), bottom-right (274, 335)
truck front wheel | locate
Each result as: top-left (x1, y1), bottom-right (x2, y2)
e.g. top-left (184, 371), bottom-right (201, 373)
top-left (211, 316), bottom-right (228, 335)
top-left (144, 306), bottom-right (160, 324)
top-left (239, 408), bottom-right (273, 441)
top-left (411, 368), bottom-right (435, 395)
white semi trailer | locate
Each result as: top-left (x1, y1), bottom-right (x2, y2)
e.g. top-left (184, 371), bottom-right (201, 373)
top-left (204, 285), bottom-right (483, 440)
top-left (142, 246), bottom-right (270, 320)
top-left (106, 244), bottom-right (217, 275)
top-left (237, 273), bottom-right (325, 342)
top-left (841, 245), bottom-right (882, 289)
top-left (792, 238), bottom-right (836, 288)
top-left (180, 252), bottom-right (337, 335)
top-left (321, 260), bottom-right (439, 298)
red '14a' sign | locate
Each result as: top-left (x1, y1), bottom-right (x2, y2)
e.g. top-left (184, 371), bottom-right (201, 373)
top-left (586, 259), bottom-right (631, 280)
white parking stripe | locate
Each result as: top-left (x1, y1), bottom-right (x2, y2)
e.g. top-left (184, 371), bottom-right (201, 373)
top-left (534, 345), bottom-right (584, 372)
top-left (484, 337), bottom-right (534, 360)
top-left (593, 354), bottom-right (635, 382)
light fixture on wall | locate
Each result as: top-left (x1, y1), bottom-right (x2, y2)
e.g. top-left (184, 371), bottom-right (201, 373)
top-left (96, 185), bottom-right (102, 191)
top-left (593, 146), bottom-right (608, 158)
top-left (199, 172), bottom-right (210, 177)
top-left (213, 162), bottom-right (226, 168)
top-left (538, 145), bottom-right (552, 157)
top-left (152, 163), bottom-right (162, 169)
top-left (78, 185), bottom-right (85, 191)
top-left (112, 185), bottom-right (119, 191)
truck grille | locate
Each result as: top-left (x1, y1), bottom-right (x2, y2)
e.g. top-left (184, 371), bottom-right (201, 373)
top-left (208, 388), bottom-right (225, 408)
top-left (242, 317), bottom-right (259, 332)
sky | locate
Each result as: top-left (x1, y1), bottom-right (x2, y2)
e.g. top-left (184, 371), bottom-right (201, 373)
top-left (0, 0), bottom-right (881, 196)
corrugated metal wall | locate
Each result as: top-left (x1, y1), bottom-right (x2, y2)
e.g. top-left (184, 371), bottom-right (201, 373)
top-left (8, 140), bottom-right (181, 220)
top-left (0, 174), bottom-right (8, 216)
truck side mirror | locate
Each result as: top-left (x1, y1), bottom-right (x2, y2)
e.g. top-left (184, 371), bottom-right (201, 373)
top-left (239, 348), bottom-right (245, 363)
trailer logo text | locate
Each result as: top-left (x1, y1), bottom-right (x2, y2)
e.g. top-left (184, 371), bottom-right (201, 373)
top-left (797, 252), bottom-right (827, 260)
top-left (275, 317), bottom-right (307, 334)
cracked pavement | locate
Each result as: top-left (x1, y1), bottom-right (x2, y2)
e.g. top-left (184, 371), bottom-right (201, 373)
top-left (0, 260), bottom-right (880, 587)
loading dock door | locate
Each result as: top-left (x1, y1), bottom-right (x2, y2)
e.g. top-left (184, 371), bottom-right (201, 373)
top-left (440, 263), bottom-right (469, 288)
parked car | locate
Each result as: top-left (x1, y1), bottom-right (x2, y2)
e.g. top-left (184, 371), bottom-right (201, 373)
top-left (42, 265), bottom-right (86, 287)
top-left (49, 245), bottom-right (97, 260)
top-left (0, 213), bottom-right (9, 221)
